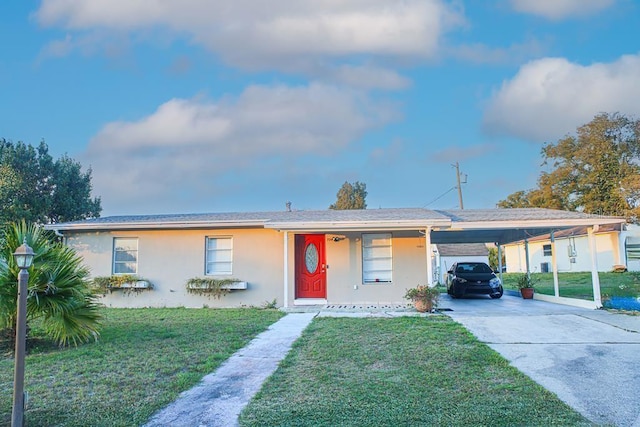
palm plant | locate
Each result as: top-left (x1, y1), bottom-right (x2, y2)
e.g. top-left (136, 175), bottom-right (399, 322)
top-left (0, 221), bottom-right (102, 347)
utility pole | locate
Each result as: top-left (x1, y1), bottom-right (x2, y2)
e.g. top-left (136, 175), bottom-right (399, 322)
top-left (454, 161), bottom-right (465, 209)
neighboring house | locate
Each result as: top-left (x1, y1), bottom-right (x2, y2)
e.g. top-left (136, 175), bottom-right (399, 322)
top-left (504, 224), bottom-right (640, 273)
top-left (45, 208), bottom-right (625, 309)
top-left (433, 243), bottom-right (489, 284)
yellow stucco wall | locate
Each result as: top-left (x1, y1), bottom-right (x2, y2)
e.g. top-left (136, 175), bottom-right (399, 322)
top-left (503, 231), bottom-right (622, 273)
top-left (66, 228), bottom-right (284, 308)
top-left (66, 228), bottom-right (429, 308)
top-left (319, 232), bottom-right (427, 305)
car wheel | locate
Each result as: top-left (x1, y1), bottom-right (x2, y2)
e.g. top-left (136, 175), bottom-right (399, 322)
top-left (453, 285), bottom-right (463, 299)
top-left (490, 286), bottom-right (504, 299)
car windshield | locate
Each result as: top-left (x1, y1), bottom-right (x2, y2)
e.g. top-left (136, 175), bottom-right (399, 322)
top-left (456, 263), bottom-right (492, 274)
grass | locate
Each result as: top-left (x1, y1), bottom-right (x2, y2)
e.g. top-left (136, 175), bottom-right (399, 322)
top-left (0, 308), bottom-right (284, 427)
top-left (239, 316), bottom-right (591, 427)
top-left (501, 271), bottom-right (640, 301)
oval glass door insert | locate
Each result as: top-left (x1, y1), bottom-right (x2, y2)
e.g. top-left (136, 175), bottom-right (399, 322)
top-left (305, 243), bottom-right (319, 274)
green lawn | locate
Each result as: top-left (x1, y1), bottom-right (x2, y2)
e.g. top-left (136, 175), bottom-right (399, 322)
top-left (0, 308), bottom-right (284, 427)
top-left (501, 271), bottom-right (640, 301)
top-left (239, 316), bottom-right (591, 427)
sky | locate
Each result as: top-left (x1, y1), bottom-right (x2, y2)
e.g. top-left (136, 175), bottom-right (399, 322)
top-left (1, 0), bottom-right (639, 217)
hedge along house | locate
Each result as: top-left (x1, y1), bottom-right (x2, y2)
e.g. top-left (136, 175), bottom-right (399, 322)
top-left (44, 208), bottom-right (625, 309)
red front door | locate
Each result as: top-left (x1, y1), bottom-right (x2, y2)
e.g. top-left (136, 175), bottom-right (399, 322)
top-left (295, 234), bottom-right (326, 299)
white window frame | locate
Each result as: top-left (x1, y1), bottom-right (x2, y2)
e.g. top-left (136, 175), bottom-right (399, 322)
top-left (626, 237), bottom-right (640, 261)
top-left (543, 244), bottom-right (552, 257)
top-left (206, 236), bottom-right (233, 275)
top-left (112, 238), bottom-right (138, 275)
top-left (362, 233), bottom-right (393, 284)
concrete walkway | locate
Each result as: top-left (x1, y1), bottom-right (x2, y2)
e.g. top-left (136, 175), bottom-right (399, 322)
top-left (442, 294), bottom-right (640, 427)
top-left (144, 312), bottom-right (317, 427)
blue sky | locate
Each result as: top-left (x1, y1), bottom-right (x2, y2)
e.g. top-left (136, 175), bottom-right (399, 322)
top-left (1, 0), bottom-right (639, 216)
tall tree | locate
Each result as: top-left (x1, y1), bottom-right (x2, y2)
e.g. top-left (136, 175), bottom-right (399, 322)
top-left (0, 139), bottom-right (101, 224)
top-left (498, 113), bottom-right (640, 222)
top-left (329, 181), bottom-right (367, 210)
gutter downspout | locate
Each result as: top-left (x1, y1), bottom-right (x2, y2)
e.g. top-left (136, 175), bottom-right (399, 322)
top-left (53, 229), bottom-right (65, 244)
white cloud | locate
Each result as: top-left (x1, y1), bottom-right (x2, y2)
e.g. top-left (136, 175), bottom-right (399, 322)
top-left (451, 38), bottom-right (547, 65)
top-left (38, 34), bottom-right (74, 59)
top-left (86, 83), bottom-right (398, 212)
top-left (34, 0), bottom-right (463, 82)
top-left (329, 65), bottom-right (411, 90)
top-left (483, 54), bottom-right (640, 142)
top-left (509, 0), bottom-right (615, 20)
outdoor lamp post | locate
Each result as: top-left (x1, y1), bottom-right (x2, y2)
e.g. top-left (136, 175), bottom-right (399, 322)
top-left (12, 238), bottom-right (34, 427)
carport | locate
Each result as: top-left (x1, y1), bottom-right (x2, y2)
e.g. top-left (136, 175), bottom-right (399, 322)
top-left (426, 209), bottom-right (626, 308)
top-left (268, 207), bottom-right (626, 309)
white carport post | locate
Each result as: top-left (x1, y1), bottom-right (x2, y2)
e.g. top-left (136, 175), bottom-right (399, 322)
top-left (283, 231), bottom-right (289, 308)
top-left (497, 244), bottom-right (504, 284)
top-left (587, 226), bottom-right (602, 307)
top-left (425, 227), bottom-right (434, 286)
top-left (524, 238), bottom-right (531, 276)
top-left (551, 230), bottom-right (560, 297)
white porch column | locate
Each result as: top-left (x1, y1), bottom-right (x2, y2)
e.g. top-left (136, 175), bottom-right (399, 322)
top-left (587, 226), bottom-right (602, 307)
top-left (524, 238), bottom-right (531, 276)
top-left (551, 230), bottom-right (560, 297)
top-left (497, 244), bottom-right (504, 284)
top-left (425, 227), bottom-right (433, 286)
top-left (283, 231), bottom-right (289, 308)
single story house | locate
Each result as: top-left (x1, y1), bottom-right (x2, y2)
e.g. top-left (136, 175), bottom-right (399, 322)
top-left (45, 208), bottom-right (625, 309)
top-left (504, 223), bottom-right (640, 273)
top-left (433, 243), bottom-right (489, 284)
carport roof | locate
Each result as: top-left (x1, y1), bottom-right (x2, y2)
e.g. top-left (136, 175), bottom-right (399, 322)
top-left (45, 207), bottom-right (625, 244)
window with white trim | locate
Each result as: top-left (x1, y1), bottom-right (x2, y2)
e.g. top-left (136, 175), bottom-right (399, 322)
top-left (113, 238), bottom-right (138, 274)
top-left (543, 244), bottom-right (552, 257)
top-left (206, 237), bottom-right (233, 275)
top-left (626, 237), bottom-right (640, 260)
top-left (362, 233), bottom-right (392, 283)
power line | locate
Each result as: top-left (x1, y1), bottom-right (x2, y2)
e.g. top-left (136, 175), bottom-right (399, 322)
top-left (424, 186), bottom-right (456, 207)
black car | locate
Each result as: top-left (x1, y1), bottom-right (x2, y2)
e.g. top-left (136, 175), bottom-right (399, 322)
top-left (446, 262), bottom-right (503, 299)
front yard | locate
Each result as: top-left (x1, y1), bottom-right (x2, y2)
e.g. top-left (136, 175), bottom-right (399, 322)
top-left (0, 308), bottom-right (284, 427)
top-left (239, 316), bottom-right (590, 427)
top-left (2, 310), bottom-right (592, 426)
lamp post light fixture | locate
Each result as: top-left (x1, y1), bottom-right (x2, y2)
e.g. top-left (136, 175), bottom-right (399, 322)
top-left (12, 238), bottom-right (34, 427)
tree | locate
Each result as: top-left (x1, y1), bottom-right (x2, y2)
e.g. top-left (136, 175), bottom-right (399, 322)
top-left (0, 139), bottom-right (101, 224)
top-left (0, 221), bottom-right (102, 347)
top-left (498, 113), bottom-right (640, 222)
top-left (329, 181), bottom-right (367, 210)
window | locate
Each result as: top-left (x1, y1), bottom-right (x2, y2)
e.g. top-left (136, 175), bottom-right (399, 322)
top-left (543, 244), bottom-right (552, 257)
top-left (626, 237), bottom-right (640, 261)
top-left (362, 233), bottom-right (392, 283)
top-left (113, 238), bottom-right (138, 274)
top-left (206, 237), bottom-right (233, 275)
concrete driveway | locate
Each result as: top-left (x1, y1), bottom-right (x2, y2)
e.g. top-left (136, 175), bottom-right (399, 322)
top-left (441, 293), bottom-right (640, 427)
